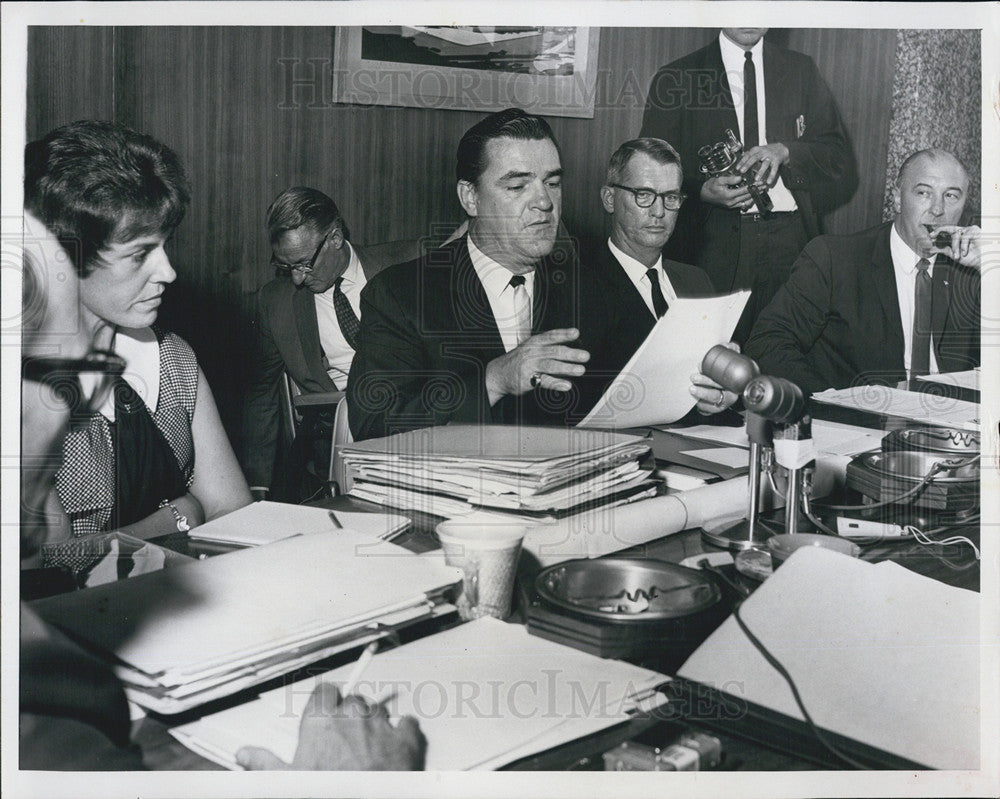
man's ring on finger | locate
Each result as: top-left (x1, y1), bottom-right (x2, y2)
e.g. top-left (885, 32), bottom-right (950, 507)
top-left (714, 389), bottom-right (725, 407)
top-left (530, 373), bottom-right (543, 389)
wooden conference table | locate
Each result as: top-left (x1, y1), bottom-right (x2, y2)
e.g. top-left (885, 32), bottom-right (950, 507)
top-left (141, 399), bottom-right (981, 771)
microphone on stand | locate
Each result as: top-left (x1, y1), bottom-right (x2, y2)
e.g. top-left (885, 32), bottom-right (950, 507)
top-left (699, 346), bottom-right (811, 549)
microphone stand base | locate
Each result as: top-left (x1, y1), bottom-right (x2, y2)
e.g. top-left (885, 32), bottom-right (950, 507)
top-left (701, 517), bottom-right (775, 552)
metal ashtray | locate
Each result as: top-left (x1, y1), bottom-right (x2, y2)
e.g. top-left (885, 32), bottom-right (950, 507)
top-left (535, 558), bottom-right (721, 622)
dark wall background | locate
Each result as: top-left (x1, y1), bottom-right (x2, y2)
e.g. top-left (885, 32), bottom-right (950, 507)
top-left (25, 26), bottom-right (902, 445)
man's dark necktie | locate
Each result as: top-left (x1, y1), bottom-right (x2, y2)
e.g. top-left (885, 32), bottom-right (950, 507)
top-left (333, 276), bottom-right (360, 350)
top-left (509, 274), bottom-right (531, 345)
top-left (743, 51), bottom-right (759, 149)
top-left (647, 268), bottom-right (669, 317)
top-left (910, 258), bottom-right (932, 376)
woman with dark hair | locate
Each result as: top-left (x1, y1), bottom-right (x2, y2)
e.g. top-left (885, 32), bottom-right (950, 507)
top-left (24, 120), bottom-right (251, 549)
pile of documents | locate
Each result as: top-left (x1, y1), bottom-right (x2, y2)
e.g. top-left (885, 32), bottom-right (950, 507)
top-left (187, 501), bottom-right (410, 546)
top-left (30, 531), bottom-right (461, 714)
top-left (170, 617), bottom-right (670, 770)
top-left (811, 385), bottom-right (979, 430)
top-left (341, 425), bottom-right (656, 519)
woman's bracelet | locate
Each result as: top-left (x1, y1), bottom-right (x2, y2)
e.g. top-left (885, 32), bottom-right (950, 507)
top-left (158, 499), bottom-right (190, 533)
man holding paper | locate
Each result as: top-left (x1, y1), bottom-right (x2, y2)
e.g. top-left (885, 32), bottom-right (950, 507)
top-left (348, 108), bottom-right (595, 440)
top-left (578, 138), bottom-right (741, 417)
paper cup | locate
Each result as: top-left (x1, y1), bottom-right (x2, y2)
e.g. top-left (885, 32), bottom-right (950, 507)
top-left (436, 521), bottom-right (526, 620)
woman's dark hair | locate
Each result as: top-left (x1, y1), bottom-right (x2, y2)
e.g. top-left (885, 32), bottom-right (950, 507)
top-left (24, 120), bottom-right (190, 276)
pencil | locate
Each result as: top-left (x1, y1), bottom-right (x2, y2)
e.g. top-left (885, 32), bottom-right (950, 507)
top-left (328, 510), bottom-right (343, 529)
top-left (342, 641), bottom-right (378, 695)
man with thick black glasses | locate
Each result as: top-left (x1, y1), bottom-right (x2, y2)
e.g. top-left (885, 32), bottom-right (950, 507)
top-left (577, 138), bottom-right (740, 418)
top-left (242, 187), bottom-right (421, 500)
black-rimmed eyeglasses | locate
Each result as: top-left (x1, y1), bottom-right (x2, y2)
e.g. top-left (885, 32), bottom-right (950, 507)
top-left (270, 229), bottom-right (332, 275)
top-left (22, 350), bottom-right (127, 420)
top-left (609, 184), bottom-right (687, 210)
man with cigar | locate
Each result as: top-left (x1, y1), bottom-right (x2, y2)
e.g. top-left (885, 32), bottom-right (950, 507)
top-left (639, 28), bottom-right (856, 343)
top-left (745, 148), bottom-right (981, 394)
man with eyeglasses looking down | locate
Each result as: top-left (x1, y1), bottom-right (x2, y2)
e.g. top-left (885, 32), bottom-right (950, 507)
top-left (242, 188), bottom-right (423, 500)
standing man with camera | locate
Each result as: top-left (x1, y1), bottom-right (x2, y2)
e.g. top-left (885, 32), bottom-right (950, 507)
top-left (640, 28), bottom-right (856, 343)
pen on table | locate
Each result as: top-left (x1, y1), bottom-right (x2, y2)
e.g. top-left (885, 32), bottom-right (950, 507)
top-left (328, 510), bottom-right (343, 529)
top-left (342, 640), bottom-right (378, 695)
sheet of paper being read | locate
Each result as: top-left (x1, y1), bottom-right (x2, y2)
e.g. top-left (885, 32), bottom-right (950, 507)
top-left (579, 292), bottom-right (750, 429)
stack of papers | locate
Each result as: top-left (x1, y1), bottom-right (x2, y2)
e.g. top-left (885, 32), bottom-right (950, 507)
top-left (188, 501), bottom-right (410, 546)
top-left (915, 369), bottom-right (980, 392)
top-left (670, 419), bottom-right (888, 457)
top-left (170, 617), bottom-right (670, 770)
top-left (811, 386), bottom-right (979, 430)
top-left (678, 547), bottom-right (980, 769)
top-left (341, 425), bottom-right (655, 519)
top-left (31, 532), bottom-right (461, 713)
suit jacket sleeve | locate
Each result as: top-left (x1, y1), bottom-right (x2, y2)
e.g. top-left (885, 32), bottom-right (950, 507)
top-left (239, 287), bottom-right (285, 489)
top-left (777, 52), bottom-right (857, 216)
top-left (640, 63), bottom-right (707, 201)
top-left (744, 238), bottom-right (838, 395)
top-left (347, 267), bottom-right (494, 441)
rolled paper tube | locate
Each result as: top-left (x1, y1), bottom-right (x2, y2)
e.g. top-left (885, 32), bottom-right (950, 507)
top-left (523, 477), bottom-right (749, 567)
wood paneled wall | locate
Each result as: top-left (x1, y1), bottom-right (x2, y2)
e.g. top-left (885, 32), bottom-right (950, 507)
top-left (784, 28), bottom-right (897, 231)
top-left (26, 27), bottom-right (116, 136)
top-left (25, 25), bottom-right (898, 440)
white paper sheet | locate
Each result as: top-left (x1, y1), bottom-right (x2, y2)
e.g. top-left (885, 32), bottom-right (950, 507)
top-left (187, 502), bottom-right (410, 546)
top-left (915, 369), bottom-right (980, 392)
top-left (171, 618), bottom-right (669, 771)
top-left (679, 547), bottom-right (980, 769)
top-left (579, 291), bottom-right (751, 428)
top-left (659, 423), bottom-right (751, 448)
top-left (810, 420), bottom-right (887, 456)
top-left (679, 447), bottom-right (749, 469)
top-left (655, 420), bottom-right (886, 458)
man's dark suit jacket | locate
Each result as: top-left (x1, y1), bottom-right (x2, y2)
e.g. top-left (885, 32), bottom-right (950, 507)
top-left (242, 243), bottom-right (416, 488)
top-left (20, 607), bottom-right (144, 770)
top-left (576, 239), bottom-right (716, 412)
top-left (347, 235), bottom-right (594, 441)
top-left (744, 222), bottom-right (981, 395)
top-left (639, 37), bottom-right (856, 287)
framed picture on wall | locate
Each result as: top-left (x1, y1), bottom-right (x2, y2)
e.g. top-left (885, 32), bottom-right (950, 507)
top-left (332, 26), bottom-right (602, 118)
